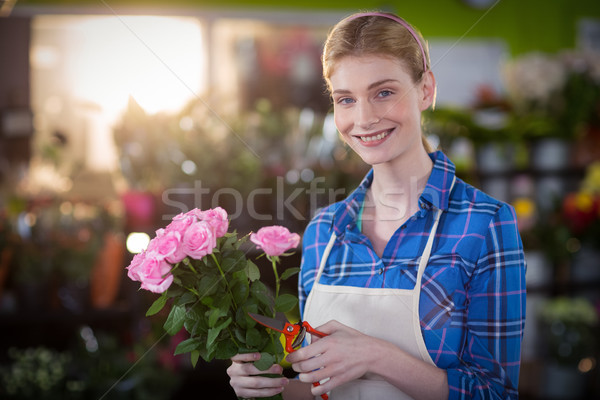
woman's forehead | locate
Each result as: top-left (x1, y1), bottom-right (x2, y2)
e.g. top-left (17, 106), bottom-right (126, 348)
top-left (329, 55), bottom-right (412, 89)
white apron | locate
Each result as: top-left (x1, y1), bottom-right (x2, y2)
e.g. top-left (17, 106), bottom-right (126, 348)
top-left (303, 207), bottom-right (444, 399)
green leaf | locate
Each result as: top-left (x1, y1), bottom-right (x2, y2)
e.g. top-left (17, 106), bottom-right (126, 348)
top-left (206, 317), bottom-right (232, 348)
top-left (146, 293), bottom-right (168, 316)
top-left (232, 269), bottom-right (247, 281)
top-left (221, 233), bottom-right (238, 250)
top-left (198, 344), bottom-right (216, 363)
top-left (164, 304), bottom-right (186, 335)
top-left (166, 285), bottom-right (185, 298)
top-left (185, 304), bottom-right (208, 335)
top-left (174, 337), bottom-right (202, 355)
top-left (253, 352), bottom-right (275, 371)
top-left (236, 302), bottom-right (258, 329)
top-left (280, 267), bottom-right (300, 281)
top-left (215, 339), bottom-right (238, 359)
top-left (190, 350), bottom-right (200, 368)
top-left (246, 260), bottom-right (261, 282)
top-left (214, 292), bottom-right (232, 312)
top-left (197, 274), bottom-right (221, 298)
top-left (251, 281), bottom-right (274, 308)
top-left (184, 319), bottom-right (199, 336)
top-left (208, 307), bottom-right (227, 328)
top-left (234, 327), bottom-right (246, 344)
top-left (175, 291), bottom-right (197, 307)
top-left (263, 335), bottom-right (284, 359)
top-left (187, 304), bottom-right (205, 322)
top-left (274, 294), bottom-right (298, 313)
top-left (231, 280), bottom-right (249, 305)
top-left (245, 328), bottom-right (263, 348)
top-left (222, 250), bottom-right (246, 273)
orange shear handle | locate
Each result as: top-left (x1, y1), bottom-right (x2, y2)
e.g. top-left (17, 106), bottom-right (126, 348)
top-left (284, 322), bottom-right (329, 400)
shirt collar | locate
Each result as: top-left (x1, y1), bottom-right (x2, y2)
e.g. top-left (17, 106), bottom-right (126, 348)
top-left (332, 151), bottom-right (456, 236)
top-left (421, 150), bottom-right (456, 211)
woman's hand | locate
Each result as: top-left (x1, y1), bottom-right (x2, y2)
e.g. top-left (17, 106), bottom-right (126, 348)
top-left (285, 320), bottom-right (381, 397)
top-left (227, 353), bottom-right (289, 398)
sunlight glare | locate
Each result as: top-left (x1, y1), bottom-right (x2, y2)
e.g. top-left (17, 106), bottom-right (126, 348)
top-left (66, 15), bottom-right (204, 120)
top-left (126, 232), bottom-right (151, 254)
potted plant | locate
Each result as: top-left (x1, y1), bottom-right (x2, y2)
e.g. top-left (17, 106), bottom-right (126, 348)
top-left (561, 161), bottom-right (600, 283)
top-left (538, 296), bottom-right (598, 399)
top-left (503, 51), bottom-right (600, 171)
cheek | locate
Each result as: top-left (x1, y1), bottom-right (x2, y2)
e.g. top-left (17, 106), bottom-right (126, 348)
top-left (333, 108), bottom-right (352, 136)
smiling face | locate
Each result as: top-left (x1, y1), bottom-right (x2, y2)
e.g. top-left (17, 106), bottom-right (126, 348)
top-left (330, 54), bottom-right (435, 167)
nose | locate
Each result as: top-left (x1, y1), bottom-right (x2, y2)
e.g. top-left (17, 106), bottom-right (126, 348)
top-left (356, 101), bottom-right (380, 129)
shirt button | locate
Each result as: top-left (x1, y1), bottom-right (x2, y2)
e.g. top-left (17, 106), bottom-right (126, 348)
top-left (378, 268), bottom-right (383, 275)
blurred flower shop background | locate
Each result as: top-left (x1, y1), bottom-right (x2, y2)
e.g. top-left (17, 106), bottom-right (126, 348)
top-left (0, 0), bottom-right (599, 398)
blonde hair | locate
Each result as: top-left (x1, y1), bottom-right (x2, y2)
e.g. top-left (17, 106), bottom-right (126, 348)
top-left (322, 12), bottom-right (435, 152)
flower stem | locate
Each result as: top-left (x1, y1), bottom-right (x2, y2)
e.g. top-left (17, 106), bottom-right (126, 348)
top-left (211, 253), bottom-right (238, 311)
top-left (187, 262), bottom-right (198, 274)
top-left (270, 256), bottom-right (280, 300)
top-left (228, 326), bottom-right (240, 348)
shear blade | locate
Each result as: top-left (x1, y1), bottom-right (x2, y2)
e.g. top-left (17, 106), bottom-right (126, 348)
top-left (248, 312), bottom-right (287, 332)
top-left (291, 326), bottom-right (306, 348)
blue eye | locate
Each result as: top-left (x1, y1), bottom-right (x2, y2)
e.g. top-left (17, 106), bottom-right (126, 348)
top-left (337, 97), bottom-right (355, 105)
top-left (378, 90), bottom-right (393, 98)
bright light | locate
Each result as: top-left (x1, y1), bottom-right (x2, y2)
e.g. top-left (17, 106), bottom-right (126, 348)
top-left (578, 357), bottom-right (596, 373)
top-left (181, 160), bottom-right (197, 175)
top-left (126, 232), bottom-right (151, 254)
top-left (34, 15), bottom-right (205, 121)
top-left (31, 15), bottom-right (206, 173)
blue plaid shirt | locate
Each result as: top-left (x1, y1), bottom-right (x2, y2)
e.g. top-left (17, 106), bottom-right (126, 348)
top-left (299, 151), bottom-right (526, 399)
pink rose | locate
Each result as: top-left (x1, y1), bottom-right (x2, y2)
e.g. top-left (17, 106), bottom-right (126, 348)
top-left (147, 230), bottom-right (186, 264)
top-left (126, 252), bottom-right (146, 282)
top-left (182, 220), bottom-right (217, 259)
top-left (200, 207), bottom-right (229, 237)
top-left (127, 251), bottom-right (173, 293)
top-left (184, 208), bottom-right (203, 219)
top-left (166, 213), bottom-right (196, 237)
top-left (250, 226), bottom-right (300, 257)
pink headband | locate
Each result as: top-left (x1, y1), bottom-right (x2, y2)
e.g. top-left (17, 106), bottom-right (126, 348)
top-left (345, 12), bottom-right (428, 72)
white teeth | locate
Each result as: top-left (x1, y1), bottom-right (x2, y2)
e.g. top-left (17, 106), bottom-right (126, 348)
top-left (359, 130), bottom-right (390, 142)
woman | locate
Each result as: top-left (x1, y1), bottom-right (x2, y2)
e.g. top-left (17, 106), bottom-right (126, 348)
top-left (228, 11), bottom-right (526, 400)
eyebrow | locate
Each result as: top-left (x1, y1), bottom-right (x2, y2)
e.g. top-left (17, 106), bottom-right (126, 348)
top-left (332, 79), bottom-right (399, 95)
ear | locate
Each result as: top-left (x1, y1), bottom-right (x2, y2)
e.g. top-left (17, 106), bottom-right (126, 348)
top-left (418, 70), bottom-right (436, 111)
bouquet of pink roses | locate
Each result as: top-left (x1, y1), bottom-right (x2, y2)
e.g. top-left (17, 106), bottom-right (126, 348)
top-left (126, 207), bottom-right (301, 379)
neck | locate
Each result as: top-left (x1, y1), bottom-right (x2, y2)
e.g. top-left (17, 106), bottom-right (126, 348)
top-left (360, 148), bottom-right (434, 253)
top-left (370, 147), bottom-right (433, 204)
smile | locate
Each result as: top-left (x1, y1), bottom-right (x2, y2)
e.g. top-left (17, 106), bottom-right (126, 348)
top-left (357, 129), bottom-right (392, 143)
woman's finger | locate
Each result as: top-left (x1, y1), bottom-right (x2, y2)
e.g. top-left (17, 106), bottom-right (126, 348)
top-left (231, 352), bottom-right (260, 363)
top-left (227, 353), bottom-right (289, 398)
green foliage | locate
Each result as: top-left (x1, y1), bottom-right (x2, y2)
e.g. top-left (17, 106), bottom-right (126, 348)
top-left (540, 297), bottom-right (599, 366)
top-left (146, 231), bottom-right (299, 379)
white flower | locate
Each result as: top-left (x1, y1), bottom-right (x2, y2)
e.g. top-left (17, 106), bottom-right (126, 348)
top-left (503, 52), bottom-right (567, 105)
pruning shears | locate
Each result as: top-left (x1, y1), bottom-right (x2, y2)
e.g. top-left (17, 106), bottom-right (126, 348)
top-left (248, 312), bottom-right (329, 400)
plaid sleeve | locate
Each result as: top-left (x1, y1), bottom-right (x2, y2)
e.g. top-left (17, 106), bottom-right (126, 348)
top-left (447, 203), bottom-right (526, 400)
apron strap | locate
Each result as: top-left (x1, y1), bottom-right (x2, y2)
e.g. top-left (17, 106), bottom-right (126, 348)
top-left (411, 207), bottom-right (443, 360)
top-left (315, 232), bottom-right (337, 287)
top-left (411, 176), bottom-right (456, 361)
